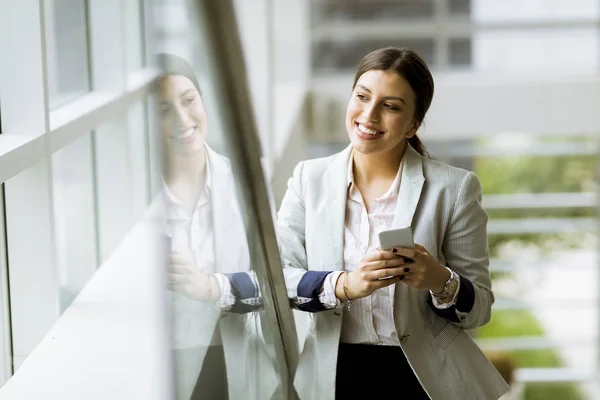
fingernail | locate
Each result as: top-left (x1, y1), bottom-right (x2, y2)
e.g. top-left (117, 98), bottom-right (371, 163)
top-left (399, 275), bottom-right (405, 280)
top-left (404, 267), bottom-right (409, 272)
top-left (392, 248), bottom-right (397, 253)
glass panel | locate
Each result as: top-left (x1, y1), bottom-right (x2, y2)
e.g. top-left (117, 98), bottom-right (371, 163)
top-left (473, 0), bottom-right (599, 23)
top-left (449, 0), bottom-right (471, 16)
top-left (449, 38), bottom-right (472, 67)
top-left (473, 28), bottom-right (600, 74)
top-left (124, 0), bottom-right (144, 73)
top-left (51, 133), bottom-right (97, 312)
top-left (150, 1), bottom-right (286, 398)
top-left (93, 117), bottom-right (137, 262)
top-left (312, 0), bottom-right (435, 23)
top-left (0, 184), bottom-right (11, 386)
top-left (44, 0), bottom-right (90, 107)
top-left (312, 38), bottom-right (435, 72)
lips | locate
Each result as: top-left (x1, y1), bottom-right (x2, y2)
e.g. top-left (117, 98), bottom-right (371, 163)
top-left (355, 122), bottom-right (384, 140)
top-left (172, 126), bottom-right (197, 144)
top-left (357, 123), bottom-right (383, 135)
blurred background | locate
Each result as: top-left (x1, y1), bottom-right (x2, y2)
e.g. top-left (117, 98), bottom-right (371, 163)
top-left (0, 0), bottom-right (598, 399)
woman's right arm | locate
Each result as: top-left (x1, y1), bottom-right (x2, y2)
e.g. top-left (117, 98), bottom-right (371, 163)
top-left (221, 161), bottom-right (406, 313)
top-left (213, 162), bottom-right (332, 313)
top-left (276, 162), bottom-right (337, 312)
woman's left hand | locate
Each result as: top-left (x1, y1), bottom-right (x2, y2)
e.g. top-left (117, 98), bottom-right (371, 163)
top-left (392, 244), bottom-right (450, 293)
top-left (167, 252), bottom-right (220, 302)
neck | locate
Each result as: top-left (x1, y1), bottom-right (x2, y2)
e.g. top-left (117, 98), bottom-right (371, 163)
top-left (164, 146), bottom-right (207, 188)
top-left (352, 140), bottom-right (407, 185)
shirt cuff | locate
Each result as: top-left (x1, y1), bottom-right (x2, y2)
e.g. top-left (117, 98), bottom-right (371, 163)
top-left (213, 273), bottom-right (235, 311)
top-left (319, 271), bottom-right (344, 309)
top-left (430, 272), bottom-right (461, 310)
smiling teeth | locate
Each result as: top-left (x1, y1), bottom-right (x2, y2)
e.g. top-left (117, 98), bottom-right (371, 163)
top-left (358, 124), bottom-right (379, 135)
top-left (179, 127), bottom-right (195, 139)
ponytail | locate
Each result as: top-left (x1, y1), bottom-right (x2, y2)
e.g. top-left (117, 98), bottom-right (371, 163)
top-left (408, 134), bottom-right (429, 158)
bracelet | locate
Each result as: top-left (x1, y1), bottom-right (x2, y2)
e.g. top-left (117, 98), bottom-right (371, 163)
top-left (431, 267), bottom-right (457, 300)
top-left (341, 272), bottom-right (353, 306)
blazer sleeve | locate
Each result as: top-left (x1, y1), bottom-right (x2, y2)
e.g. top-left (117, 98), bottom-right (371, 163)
top-left (216, 162), bottom-right (333, 313)
top-left (439, 171), bottom-right (494, 330)
top-left (276, 162), bottom-right (335, 312)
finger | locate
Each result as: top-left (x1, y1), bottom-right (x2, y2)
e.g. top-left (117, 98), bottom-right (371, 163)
top-left (402, 272), bottom-right (424, 286)
top-left (361, 250), bottom-right (402, 263)
top-left (168, 264), bottom-right (189, 274)
top-left (371, 275), bottom-right (402, 290)
top-left (169, 252), bottom-right (190, 265)
top-left (167, 273), bottom-right (188, 284)
top-left (363, 257), bottom-right (408, 271)
top-left (167, 282), bottom-right (183, 292)
top-left (372, 265), bottom-right (411, 280)
top-left (392, 247), bottom-right (416, 259)
top-left (414, 243), bottom-right (428, 253)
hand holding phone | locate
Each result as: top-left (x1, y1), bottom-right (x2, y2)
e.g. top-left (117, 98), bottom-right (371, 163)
top-left (378, 227), bottom-right (414, 251)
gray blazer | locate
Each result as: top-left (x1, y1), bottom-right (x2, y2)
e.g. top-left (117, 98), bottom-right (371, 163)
top-left (276, 144), bottom-right (510, 400)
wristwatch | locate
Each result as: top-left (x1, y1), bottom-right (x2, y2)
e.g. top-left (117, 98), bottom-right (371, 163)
top-left (431, 267), bottom-right (458, 300)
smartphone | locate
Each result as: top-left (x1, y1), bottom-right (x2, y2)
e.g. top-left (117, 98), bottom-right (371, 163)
top-left (378, 227), bottom-right (414, 278)
top-left (378, 227), bottom-right (414, 251)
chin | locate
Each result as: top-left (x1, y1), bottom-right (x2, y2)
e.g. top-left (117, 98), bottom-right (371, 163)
top-left (349, 137), bottom-right (379, 154)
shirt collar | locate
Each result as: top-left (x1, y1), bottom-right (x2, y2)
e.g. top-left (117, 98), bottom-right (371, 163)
top-left (162, 148), bottom-right (211, 207)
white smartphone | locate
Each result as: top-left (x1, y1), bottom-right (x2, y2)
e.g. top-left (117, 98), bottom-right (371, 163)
top-left (378, 227), bottom-right (414, 251)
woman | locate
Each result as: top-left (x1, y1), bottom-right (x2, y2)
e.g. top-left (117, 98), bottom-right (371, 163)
top-left (156, 53), bottom-right (270, 400)
top-left (275, 47), bottom-right (510, 399)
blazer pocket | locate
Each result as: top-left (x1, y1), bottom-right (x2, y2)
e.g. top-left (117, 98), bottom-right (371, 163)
top-left (434, 321), bottom-right (462, 349)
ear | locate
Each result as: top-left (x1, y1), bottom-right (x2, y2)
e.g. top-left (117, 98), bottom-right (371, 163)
top-left (405, 120), bottom-right (420, 139)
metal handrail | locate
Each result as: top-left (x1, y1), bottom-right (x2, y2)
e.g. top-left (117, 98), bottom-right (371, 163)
top-left (190, 1), bottom-right (299, 398)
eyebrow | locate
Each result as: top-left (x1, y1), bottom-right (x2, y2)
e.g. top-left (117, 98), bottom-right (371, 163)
top-left (159, 88), bottom-right (195, 106)
top-left (180, 88), bottom-right (195, 98)
top-left (356, 84), bottom-right (406, 104)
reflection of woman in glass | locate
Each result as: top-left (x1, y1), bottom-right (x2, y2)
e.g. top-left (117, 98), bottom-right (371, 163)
top-left (157, 54), bottom-right (261, 400)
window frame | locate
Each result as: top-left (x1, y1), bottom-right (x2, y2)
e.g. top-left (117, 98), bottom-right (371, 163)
top-left (0, 0), bottom-right (158, 374)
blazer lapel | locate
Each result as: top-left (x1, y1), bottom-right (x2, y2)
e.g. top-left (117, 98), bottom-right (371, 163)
top-left (393, 144), bottom-right (425, 229)
top-left (323, 145), bottom-right (352, 271)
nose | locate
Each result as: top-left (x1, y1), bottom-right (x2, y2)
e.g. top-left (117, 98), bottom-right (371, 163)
top-left (173, 105), bottom-right (191, 129)
top-left (363, 102), bottom-right (380, 122)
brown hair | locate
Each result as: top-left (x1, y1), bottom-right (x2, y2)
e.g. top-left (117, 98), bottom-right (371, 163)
top-left (352, 47), bottom-right (434, 157)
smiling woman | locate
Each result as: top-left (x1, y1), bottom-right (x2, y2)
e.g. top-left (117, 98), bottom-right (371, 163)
top-left (272, 46), bottom-right (509, 399)
top-left (157, 54), bottom-right (207, 159)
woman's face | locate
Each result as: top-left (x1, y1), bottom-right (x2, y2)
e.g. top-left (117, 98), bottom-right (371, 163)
top-left (158, 75), bottom-right (207, 157)
top-left (346, 69), bottom-right (419, 156)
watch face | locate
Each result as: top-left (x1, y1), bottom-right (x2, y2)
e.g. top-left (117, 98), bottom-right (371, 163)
top-left (438, 271), bottom-right (458, 299)
top-left (447, 279), bottom-right (458, 294)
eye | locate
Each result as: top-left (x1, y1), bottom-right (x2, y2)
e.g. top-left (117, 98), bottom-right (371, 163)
top-left (384, 103), bottom-right (400, 111)
top-left (356, 93), bottom-right (368, 101)
top-left (182, 96), bottom-right (195, 106)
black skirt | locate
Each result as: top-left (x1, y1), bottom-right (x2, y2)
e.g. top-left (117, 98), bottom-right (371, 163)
top-left (190, 345), bottom-right (229, 400)
top-left (335, 343), bottom-right (430, 399)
